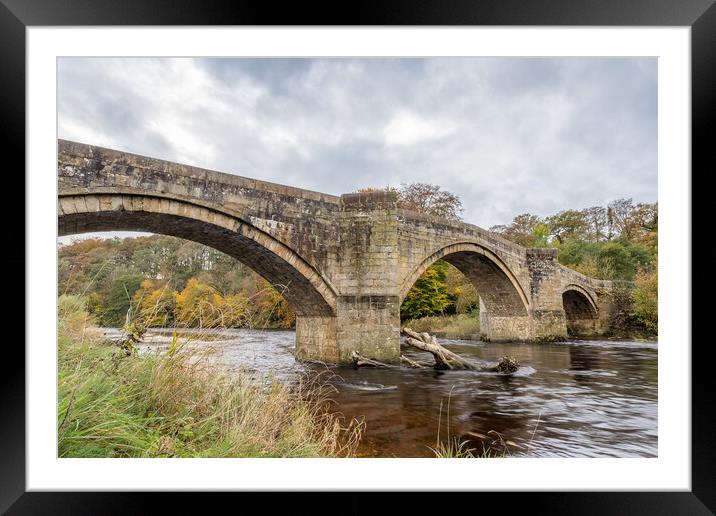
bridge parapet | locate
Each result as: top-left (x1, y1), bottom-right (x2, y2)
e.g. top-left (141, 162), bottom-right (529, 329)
top-left (58, 139), bottom-right (344, 275)
top-left (58, 139), bottom-right (342, 204)
top-left (397, 208), bottom-right (528, 260)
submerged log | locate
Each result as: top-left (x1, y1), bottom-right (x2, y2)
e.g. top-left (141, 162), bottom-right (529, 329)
top-left (400, 354), bottom-right (427, 369)
top-left (351, 351), bottom-right (399, 368)
top-left (351, 351), bottom-right (428, 369)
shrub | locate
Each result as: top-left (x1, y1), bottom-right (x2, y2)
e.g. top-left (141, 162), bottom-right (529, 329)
top-left (632, 269), bottom-right (657, 335)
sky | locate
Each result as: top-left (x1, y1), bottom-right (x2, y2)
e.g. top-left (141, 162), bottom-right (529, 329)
top-left (58, 57), bottom-right (657, 232)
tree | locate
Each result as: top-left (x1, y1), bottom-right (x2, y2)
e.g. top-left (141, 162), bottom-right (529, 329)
top-left (133, 279), bottom-right (177, 327)
top-left (546, 209), bottom-right (588, 244)
top-left (581, 206), bottom-right (609, 242)
top-left (174, 278), bottom-right (223, 328)
top-left (101, 271), bottom-right (144, 326)
top-left (250, 281), bottom-right (296, 329)
top-left (632, 267), bottom-right (657, 334)
top-left (395, 183), bottom-right (465, 220)
top-left (596, 241), bottom-right (637, 280)
top-left (444, 263), bottom-right (479, 314)
top-left (215, 292), bottom-right (250, 327)
top-left (358, 183), bottom-right (464, 220)
top-left (557, 238), bottom-right (593, 269)
top-left (628, 202), bottom-right (658, 251)
top-left (607, 198), bottom-right (635, 240)
top-left (401, 260), bottom-right (456, 320)
top-left (490, 213), bottom-right (544, 247)
top-left (530, 222), bottom-right (552, 248)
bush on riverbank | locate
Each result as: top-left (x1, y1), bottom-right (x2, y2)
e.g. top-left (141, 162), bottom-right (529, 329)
top-left (632, 268), bottom-right (657, 335)
top-left (58, 299), bottom-right (362, 458)
top-left (605, 280), bottom-right (658, 339)
top-left (403, 313), bottom-right (481, 340)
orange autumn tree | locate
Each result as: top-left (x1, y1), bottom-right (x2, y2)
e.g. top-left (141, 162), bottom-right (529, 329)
top-left (132, 279), bottom-right (177, 327)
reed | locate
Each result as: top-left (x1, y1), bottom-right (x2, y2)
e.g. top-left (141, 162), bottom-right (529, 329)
top-left (57, 297), bottom-right (363, 458)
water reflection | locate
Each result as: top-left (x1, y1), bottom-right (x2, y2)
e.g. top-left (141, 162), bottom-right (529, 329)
top-left (124, 328), bottom-right (657, 458)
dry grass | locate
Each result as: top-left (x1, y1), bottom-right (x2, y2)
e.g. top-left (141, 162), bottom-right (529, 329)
top-left (58, 297), bottom-right (363, 458)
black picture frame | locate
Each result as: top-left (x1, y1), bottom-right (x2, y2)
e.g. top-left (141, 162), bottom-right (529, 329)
top-left (5, 0), bottom-right (710, 513)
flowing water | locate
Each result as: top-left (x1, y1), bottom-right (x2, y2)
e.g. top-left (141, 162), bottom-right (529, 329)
top-left (116, 327), bottom-right (657, 458)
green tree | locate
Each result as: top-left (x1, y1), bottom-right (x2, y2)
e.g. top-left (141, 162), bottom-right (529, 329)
top-left (101, 271), bottom-right (144, 326)
top-left (401, 260), bottom-right (455, 320)
top-left (490, 213), bottom-right (543, 247)
top-left (546, 209), bottom-right (588, 243)
top-left (530, 222), bottom-right (551, 248)
top-left (596, 241), bottom-right (634, 280)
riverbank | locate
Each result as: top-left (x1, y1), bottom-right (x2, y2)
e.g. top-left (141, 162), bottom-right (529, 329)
top-left (57, 298), bottom-right (362, 458)
top-left (403, 313), bottom-right (657, 343)
top-left (403, 313), bottom-right (481, 340)
top-left (57, 297), bottom-right (658, 458)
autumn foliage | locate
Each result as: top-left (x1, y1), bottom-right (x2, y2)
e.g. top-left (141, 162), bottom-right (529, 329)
top-left (59, 235), bottom-right (296, 330)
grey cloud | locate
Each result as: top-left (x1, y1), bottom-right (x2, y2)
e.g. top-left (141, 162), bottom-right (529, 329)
top-left (57, 57), bottom-right (656, 229)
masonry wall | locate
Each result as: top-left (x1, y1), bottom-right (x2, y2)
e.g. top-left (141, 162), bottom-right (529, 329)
top-left (331, 192), bottom-right (401, 363)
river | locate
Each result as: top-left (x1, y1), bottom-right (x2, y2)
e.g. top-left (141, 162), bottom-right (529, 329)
top-left (118, 327), bottom-right (657, 458)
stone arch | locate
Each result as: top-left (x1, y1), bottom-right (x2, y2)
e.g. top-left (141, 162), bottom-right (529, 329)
top-left (58, 193), bottom-right (338, 317)
top-left (399, 242), bottom-right (529, 317)
top-left (562, 285), bottom-right (599, 336)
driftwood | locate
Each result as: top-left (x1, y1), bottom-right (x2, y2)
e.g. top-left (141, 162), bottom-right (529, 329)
top-left (402, 328), bottom-right (520, 373)
top-left (400, 354), bottom-right (427, 369)
top-left (351, 351), bottom-right (401, 368)
top-left (351, 330), bottom-right (521, 374)
top-left (351, 351), bottom-right (427, 369)
top-left (401, 328), bottom-right (479, 370)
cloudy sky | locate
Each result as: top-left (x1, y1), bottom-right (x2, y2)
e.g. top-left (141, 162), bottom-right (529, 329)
top-left (58, 57), bottom-right (656, 229)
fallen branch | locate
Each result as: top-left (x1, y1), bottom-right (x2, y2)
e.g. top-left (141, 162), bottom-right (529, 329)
top-left (400, 354), bottom-right (427, 369)
top-left (351, 350), bottom-right (428, 369)
top-left (351, 351), bottom-right (401, 368)
top-left (351, 332), bottom-right (521, 374)
top-left (401, 328), bottom-right (521, 373)
top-left (401, 327), bottom-right (478, 370)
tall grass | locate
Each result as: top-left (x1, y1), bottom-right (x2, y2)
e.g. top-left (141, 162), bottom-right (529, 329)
top-left (428, 388), bottom-right (506, 458)
top-left (58, 297), bottom-right (363, 458)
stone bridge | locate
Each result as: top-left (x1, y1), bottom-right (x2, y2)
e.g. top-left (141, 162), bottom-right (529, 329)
top-left (58, 140), bottom-right (616, 364)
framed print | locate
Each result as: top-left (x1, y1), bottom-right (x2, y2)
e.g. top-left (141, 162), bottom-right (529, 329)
top-left (6, 0), bottom-right (712, 512)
